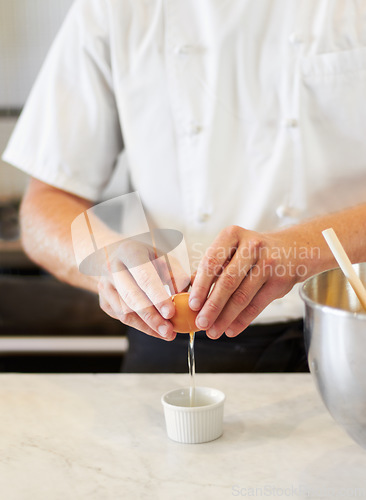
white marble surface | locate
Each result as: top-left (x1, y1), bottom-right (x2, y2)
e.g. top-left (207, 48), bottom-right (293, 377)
top-left (1, 373), bottom-right (366, 500)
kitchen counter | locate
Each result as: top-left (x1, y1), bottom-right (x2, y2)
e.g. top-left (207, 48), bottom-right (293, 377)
top-left (1, 373), bottom-right (365, 499)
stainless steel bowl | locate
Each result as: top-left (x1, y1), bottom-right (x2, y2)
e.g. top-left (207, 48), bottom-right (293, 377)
top-left (300, 264), bottom-right (366, 449)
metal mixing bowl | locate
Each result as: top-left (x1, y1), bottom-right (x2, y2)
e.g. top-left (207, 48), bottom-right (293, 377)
top-left (300, 264), bottom-right (366, 449)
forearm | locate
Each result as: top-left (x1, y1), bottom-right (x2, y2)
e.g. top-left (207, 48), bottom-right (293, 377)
top-left (190, 201), bottom-right (366, 338)
top-left (275, 203), bottom-right (366, 280)
top-left (20, 179), bottom-right (184, 340)
top-left (20, 179), bottom-right (98, 293)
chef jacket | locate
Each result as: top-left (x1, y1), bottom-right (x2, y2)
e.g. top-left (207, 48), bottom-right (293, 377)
top-left (4, 0), bottom-right (366, 323)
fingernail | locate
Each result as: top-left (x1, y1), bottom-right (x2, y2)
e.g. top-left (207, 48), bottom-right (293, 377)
top-left (226, 328), bottom-right (234, 337)
top-left (197, 316), bottom-right (209, 329)
top-left (161, 306), bottom-right (172, 319)
top-left (158, 324), bottom-right (169, 337)
top-left (189, 298), bottom-right (201, 310)
top-left (208, 326), bottom-right (219, 339)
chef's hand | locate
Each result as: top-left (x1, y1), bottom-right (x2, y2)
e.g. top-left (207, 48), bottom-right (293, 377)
top-left (97, 240), bottom-right (190, 340)
top-left (189, 225), bottom-right (308, 339)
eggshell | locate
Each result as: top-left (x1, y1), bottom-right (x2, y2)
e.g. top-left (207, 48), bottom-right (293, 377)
top-left (170, 292), bottom-right (198, 333)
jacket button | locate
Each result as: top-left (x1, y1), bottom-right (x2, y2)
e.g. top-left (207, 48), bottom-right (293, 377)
top-left (174, 44), bottom-right (194, 56)
top-left (288, 33), bottom-right (303, 46)
top-left (187, 124), bottom-right (202, 137)
top-left (276, 204), bottom-right (300, 219)
top-left (197, 212), bottom-right (210, 223)
top-left (283, 118), bottom-right (298, 128)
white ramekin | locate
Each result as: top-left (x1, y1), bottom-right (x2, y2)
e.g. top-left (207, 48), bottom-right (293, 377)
top-left (161, 386), bottom-right (225, 444)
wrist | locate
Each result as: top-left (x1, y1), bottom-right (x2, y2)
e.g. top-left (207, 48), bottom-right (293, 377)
top-left (269, 225), bottom-right (335, 282)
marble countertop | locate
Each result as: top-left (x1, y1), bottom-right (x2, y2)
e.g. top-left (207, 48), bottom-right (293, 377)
top-left (1, 373), bottom-right (366, 500)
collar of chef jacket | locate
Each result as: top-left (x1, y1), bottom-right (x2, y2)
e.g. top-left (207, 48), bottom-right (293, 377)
top-left (4, 0), bottom-right (366, 323)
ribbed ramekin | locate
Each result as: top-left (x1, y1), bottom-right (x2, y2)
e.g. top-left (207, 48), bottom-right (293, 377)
top-left (161, 386), bottom-right (225, 444)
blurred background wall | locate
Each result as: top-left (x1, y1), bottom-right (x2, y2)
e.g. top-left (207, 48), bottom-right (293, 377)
top-left (0, 0), bottom-right (74, 198)
top-left (0, 0), bottom-right (129, 372)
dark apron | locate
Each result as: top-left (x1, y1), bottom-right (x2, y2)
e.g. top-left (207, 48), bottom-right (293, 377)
top-left (122, 320), bottom-right (308, 373)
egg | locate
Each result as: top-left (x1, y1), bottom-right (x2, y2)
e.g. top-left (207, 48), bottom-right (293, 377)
top-left (170, 292), bottom-right (198, 333)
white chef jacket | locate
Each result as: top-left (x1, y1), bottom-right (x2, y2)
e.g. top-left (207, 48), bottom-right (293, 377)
top-left (3, 0), bottom-right (366, 323)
